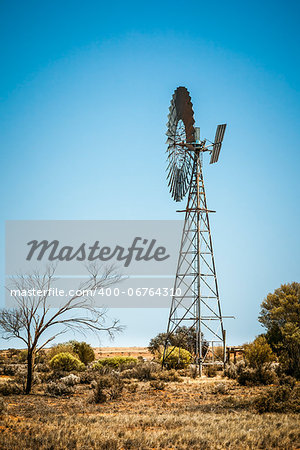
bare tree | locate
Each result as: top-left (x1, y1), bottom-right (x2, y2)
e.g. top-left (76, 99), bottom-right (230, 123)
top-left (0, 264), bottom-right (123, 394)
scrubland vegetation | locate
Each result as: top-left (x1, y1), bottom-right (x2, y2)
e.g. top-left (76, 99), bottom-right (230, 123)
top-left (0, 282), bottom-right (299, 448)
top-left (0, 343), bottom-right (299, 449)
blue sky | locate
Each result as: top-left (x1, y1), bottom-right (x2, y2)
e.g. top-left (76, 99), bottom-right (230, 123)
top-left (0, 0), bottom-right (299, 348)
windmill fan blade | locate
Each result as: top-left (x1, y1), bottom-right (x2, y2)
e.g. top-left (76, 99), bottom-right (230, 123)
top-left (210, 124), bottom-right (227, 164)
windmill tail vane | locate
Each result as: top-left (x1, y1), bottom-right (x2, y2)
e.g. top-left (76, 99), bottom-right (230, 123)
top-left (162, 86), bottom-right (231, 375)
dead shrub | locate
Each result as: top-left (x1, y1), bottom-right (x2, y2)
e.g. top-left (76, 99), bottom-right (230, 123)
top-left (60, 374), bottom-right (80, 386)
top-left (205, 365), bottom-right (218, 377)
top-left (126, 382), bottom-right (138, 393)
top-left (131, 363), bottom-right (158, 381)
top-left (0, 397), bottom-right (6, 415)
top-left (92, 375), bottom-right (124, 403)
top-left (79, 370), bottom-right (96, 384)
top-left (14, 367), bottom-right (41, 391)
top-left (188, 366), bottom-right (198, 379)
top-left (45, 381), bottom-right (74, 396)
top-left (213, 382), bottom-right (227, 394)
top-left (150, 380), bottom-right (165, 390)
top-left (279, 374), bottom-right (296, 388)
top-left (0, 382), bottom-right (22, 396)
top-left (254, 384), bottom-right (300, 413)
top-left (237, 364), bottom-right (278, 386)
top-left (1, 363), bottom-right (19, 376)
top-left (156, 369), bottom-right (181, 382)
top-left (35, 363), bottom-right (50, 373)
top-left (224, 362), bottom-right (237, 379)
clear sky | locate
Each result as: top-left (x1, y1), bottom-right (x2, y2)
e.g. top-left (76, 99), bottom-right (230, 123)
top-left (0, 0), bottom-right (299, 348)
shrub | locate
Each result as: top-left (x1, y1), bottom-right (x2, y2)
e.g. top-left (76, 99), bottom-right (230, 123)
top-left (17, 349), bottom-right (47, 364)
top-left (93, 357), bottom-right (137, 370)
top-left (119, 368), bottom-right (136, 379)
top-left (119, 362), bottom-right (162, 381)
top-left (69, 341), bottom-right (95, 365)
top-left (14, 367), bottom-right (41, 391)
top-left (237, 367), bottom-right (259, 386)
top-left (49, 352), bottom-right (85, 372)
top-left (259, 282), bottom-right (300, 379)
top-left (35, 363), bottom-right (50, 373)
top-left (150, 380), bottom-right (165, 390)
top-left (132, 363), bottom-right (157, 381)
top-left (244, 336), bottom-right (276, 369)
top-left (254, 384), bottom-right (300, 413)
top-left (259, 366), bottom-right (278, 385)
top-left (126, 382), bottom-right (138, 393)
top-left (92, 375), bottom-right (123, 403)
top-left (0, 397), bottom-right (6, 415)
top-left (60, 374), bottom-right (80, 386)
top-left (224, 362), bottom-right (238, 379)
top-left (1, 364), bottom-right (18, 376)
top-left (279, 374), bottom-right (296, 388)
top-left (161, 347), bottom-right (192, 369)
top-left (237, 363), bottom-right (278, 386)
top-left (0, 382), bottom-right (22, 396)
top-left (79, 370), bottom-right (96, 384)
top-left (205, 365), bottom-right (218, 378)
top-left (45, 381), bottom-right (74, 396)
top-left (213, 382), bottom-right (227, 394)
top-left (188, 366), bottom-right (198, 379)
top-left (47, 343), bottom-right (75, 360)
top-left (157, 369), bottom-right (181, 382)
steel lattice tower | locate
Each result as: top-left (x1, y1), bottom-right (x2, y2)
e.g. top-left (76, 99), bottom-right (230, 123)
top-left (162, 87), bottom-right (227, 375)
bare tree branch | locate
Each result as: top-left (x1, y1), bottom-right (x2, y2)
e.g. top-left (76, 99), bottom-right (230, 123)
top-left (0, 264), bottom-right (124, 393)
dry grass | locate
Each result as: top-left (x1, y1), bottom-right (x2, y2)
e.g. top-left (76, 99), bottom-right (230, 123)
top-left (0, 376), bottom-right (299, 449)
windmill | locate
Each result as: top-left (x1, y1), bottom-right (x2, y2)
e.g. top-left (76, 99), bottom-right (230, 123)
top-left (162, 86), bottom-right (228, 375)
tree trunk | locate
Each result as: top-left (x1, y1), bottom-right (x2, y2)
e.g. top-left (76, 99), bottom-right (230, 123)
top-left (26, 349), bottom-right (35, 394)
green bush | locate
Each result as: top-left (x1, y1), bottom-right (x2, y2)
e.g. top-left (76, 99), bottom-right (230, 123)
top-left (259, 282), bottom-right (300, 379)
top-left (69, 341), bottom-right (95, 365)
top-left (244, 336), bottom-right (276, 369)
top-left (49, 352), bottom-right (85, 372)
top-left (93, 356), bottom-right (137, 370)
top-left (47, 343), bottom-right (75, 360)
top-left (161, 346), bottom-right (192, 369)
